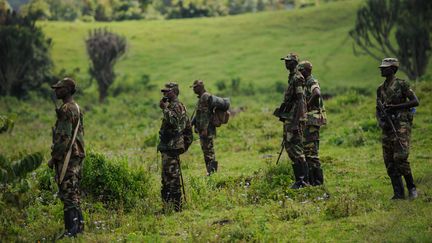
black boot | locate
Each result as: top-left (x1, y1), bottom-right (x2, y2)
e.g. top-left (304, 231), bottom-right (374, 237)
top-left (205, 161), bottom-right (212, 176)
top-left (290, 162), bottom-right (309, 189)
top-left (404, 173), bottom-right (418, 199)
top-left (63, 208), bottom-right (79, 237)
top-left (77, 208), bottom-right (84, 234)
top-left (390, 176), bottom-right (405, 200)
top-left (307, 164), bottom-right (315, 186)
top-left (314, 166), bottom-right (324, 186)
top-left (172, 191), bottom-right (182, 212)
top-left (211, 161), bottom-right (218, 173)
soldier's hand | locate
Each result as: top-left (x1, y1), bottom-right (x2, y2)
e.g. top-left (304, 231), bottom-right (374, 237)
top-left (200, 129), bottom-right (208, 137)
top-left (384, 104), bottom-right (397, 112)
top-left (159, 99), bottom-right (168, 109)
top-left (47, 158), bottom-right (54, 169)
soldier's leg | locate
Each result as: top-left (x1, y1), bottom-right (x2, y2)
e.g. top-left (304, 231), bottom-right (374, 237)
top-left (200, 136), bottom-right (216, 175)
top-left (58, 158), bottom-right (82, 236)
top-left (382, 132), bottom-right (404, 199)
top-left (395, 123), bottom-right (417, 199)
top-left (161, 153), bottom-right (182, 211)
top-left (284, 124), bottom-right (308, 189)
top-left (304, 126), bottom-right (323, 186)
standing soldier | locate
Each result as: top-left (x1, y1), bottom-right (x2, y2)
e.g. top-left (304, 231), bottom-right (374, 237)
top-left (158, 82), bottom-right (191, 211)
top-left (278, 53), bottom-right (308, 189)
top-left (191, 80), bottom-right (218, 176)
top-left (48, 77), bottom-right (85, 237)
top-left (376, 58), bottom-right (419, 199)
top-left (297, 61), bottom-right (327, 186)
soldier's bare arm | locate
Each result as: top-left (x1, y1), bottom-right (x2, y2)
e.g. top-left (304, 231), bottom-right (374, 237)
top-left (385, 89), bottom-right (419, 112)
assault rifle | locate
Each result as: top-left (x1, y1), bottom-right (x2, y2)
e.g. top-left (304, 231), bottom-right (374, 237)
top-left (377, 100), bottom-right (404, 148)
top-left (276, 138), bottom-right (285, 165)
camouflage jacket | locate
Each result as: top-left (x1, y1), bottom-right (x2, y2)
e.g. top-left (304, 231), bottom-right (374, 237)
top-left (158, 98), bottom-right (189, 153)
top-left (305, 75), bottom-right (327, 127)
top-left (51, 101), bottom-right (85, 161)
top-left (376, 77), bottom-right (414, 124)
top-left (194, 91), bottom-right (215, 136)
top-left (282, 70), bottom-right (307, 130)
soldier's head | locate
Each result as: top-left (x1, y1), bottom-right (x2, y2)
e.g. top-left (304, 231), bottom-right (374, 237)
top-left (161, 82), bottom-right (179, 100)
top-left (281, 53), bottom-right (299, 71)
top-left (190, 79), bottom-right (205, 95)
top-left (297, 61), bottom-right (312, 78)
top-left (51, 77), bottom-right (76, 99)
top-left (379, 58), bottom-right (399, 77)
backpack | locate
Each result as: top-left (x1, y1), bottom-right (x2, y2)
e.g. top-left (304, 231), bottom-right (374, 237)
top-left (209, 95), bottom-right (230, 127)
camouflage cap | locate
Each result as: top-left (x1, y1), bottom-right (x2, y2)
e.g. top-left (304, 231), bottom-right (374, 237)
top-left (297, 61), bottom-right (313, 71)
top-left (161, 82), bottom-right (179, 94)
top-left (190, 79), bottom-right (204, 88)
top-left (280, 53), bottom-right (299, 62)
top-left (51, 77), bottom-right (76, 90)
top-left (379, 58), bottom-right (399, 68)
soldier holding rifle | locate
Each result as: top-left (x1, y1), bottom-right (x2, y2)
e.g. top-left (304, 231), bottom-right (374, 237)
top-left (376, 58), bottom-right (419, 200)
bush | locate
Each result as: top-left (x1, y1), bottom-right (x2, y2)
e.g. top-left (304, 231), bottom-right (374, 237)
top-left (0, 11), bottom-right (53, 98)
top-left (81, 151), bottom-right (150, 210)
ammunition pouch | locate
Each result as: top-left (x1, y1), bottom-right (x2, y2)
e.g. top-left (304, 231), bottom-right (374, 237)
top-left (306, 109), bottom-right (327, 126)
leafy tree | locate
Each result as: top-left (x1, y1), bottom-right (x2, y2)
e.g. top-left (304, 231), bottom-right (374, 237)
top-left (19, 0), bottom-right (51, 20)
top-left (349, 0), bottom-right (432, 80)
top-left (0, 10), bottom-right (53, 98)
top-left (85, 28), bottom-right (127, 102)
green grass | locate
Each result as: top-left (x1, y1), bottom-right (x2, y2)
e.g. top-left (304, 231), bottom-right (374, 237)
top-left (1, 0), bottom-right (432, 241)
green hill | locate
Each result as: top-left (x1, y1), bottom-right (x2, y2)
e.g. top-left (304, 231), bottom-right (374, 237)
top-left (1, 0), bottom-right (432, 241)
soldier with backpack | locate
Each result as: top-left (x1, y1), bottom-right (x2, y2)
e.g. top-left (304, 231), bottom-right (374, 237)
top-left (191, 80), bottom-right (229, 176)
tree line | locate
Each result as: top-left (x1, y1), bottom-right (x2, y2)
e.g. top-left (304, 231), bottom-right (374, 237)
top-left (2, 0), bottom-right (319, 22)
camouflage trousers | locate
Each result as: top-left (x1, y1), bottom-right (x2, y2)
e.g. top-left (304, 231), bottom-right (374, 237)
top-left (283, 122), bottom-right (305, 164)
top-left (382, 122), bottom-right (412, 177)
top-left (200, 136), bottom-right (215, 165)
top-left (161, 152), bottom-right (182, 208)
top-left (303, 125), bottom-right (321, 168)
top-left (56, 157), bottom-right (83, 211)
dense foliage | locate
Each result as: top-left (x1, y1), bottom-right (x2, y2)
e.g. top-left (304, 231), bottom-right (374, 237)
top-left (9, 0), bottom-right (318, 21)
top-left (0, 9), bottom-right (53, 98)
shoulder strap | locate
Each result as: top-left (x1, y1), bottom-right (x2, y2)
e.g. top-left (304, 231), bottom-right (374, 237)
top-left (59, 103), bottom-right (81, 184)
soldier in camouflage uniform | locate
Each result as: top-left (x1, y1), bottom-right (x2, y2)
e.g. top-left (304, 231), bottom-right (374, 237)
top-left (48, 77), bottom-right (85, 237)
top-left (191, 80), bottom-right (218, 176)
top-left (158, 82), bottom-right (190, 211)
top-left (279, 53), bottom-right (309, 189)
top-left (298, 61), bottom-right (327, 186)
top-left (376, 58), bottom-right (419, 199)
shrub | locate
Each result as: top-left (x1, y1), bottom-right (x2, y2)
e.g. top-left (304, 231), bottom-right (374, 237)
top-left (81, 151), bottom-right (150, 210)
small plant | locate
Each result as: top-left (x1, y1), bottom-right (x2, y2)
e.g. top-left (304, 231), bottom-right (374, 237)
top-left (0, 115), bottom-right (15, 134)
top-left (0, 152), bottom-right (43, 185)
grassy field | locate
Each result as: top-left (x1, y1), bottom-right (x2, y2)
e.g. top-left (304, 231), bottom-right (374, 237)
top-left (1, 0), bottom-right (432, 241)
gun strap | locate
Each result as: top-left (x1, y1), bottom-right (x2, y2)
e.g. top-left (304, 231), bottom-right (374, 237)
top-left (59, 103), bottom-right (80, 184)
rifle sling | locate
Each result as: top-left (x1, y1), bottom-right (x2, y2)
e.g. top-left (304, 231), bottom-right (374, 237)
top-left (59, 103), bottom-right (80, 184)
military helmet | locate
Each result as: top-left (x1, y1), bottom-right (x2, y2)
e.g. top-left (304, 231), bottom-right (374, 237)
top-left (161, 82), bottom-right (179, 95)
top-left (297, 61), bottom-right (313, 71)
top-left (190, 79), bottom-right (204, 88)
top-left (280, 53), bottom-right (299, 62)
top-left (51, 77), bottom-right (76, 92)
top-left (379, 58), bottom-right (399, 68)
